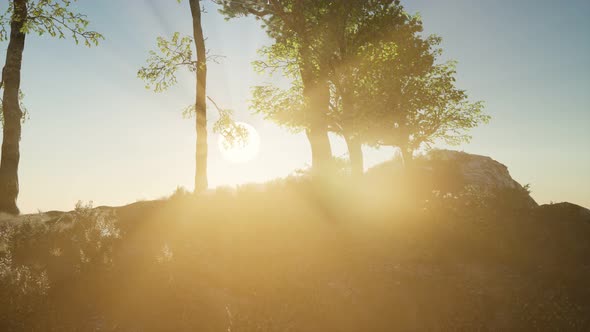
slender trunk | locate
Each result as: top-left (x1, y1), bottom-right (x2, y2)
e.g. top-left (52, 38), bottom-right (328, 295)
top-left (189, 0), bottom-right (208, 193)
top-left (0, 0), bottom-right (27, 215)
top-left (345, 135), bottom-right (363, 177)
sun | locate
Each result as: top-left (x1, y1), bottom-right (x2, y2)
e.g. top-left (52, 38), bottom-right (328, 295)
top-left (218, 122), bottom-right (261, 163)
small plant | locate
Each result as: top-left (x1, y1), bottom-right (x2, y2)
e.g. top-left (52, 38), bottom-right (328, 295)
top-left (169, 186), bottom-right (192, 201)
top-left (0, 224), bottom-right (50, 329)
top-left (423, 185), bottom-right (495, 218)
top-left (70, 201), bottom-right (121, 272)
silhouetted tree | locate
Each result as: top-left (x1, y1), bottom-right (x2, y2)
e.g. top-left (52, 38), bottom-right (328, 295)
top-left (324, 1), bottom-right (422, 175)
top-left (0, 0), bottom-right (102, 215)
top-left (218, 0), bottom-right (335, 175)
top-left (244, 1), bottom-right (429, 175)
top-left (242, 1), bottom-right (488, 172)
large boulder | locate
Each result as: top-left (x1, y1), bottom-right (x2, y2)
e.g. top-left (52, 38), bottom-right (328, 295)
top-left (422, 150), bottom-right (538, 208)
top-left (364, 149), bottom-right (538, 209)
top-left (426, 150), bottom-right (528, 191)
top-left (367, 150), bottom-right (538, 208)
top-left (537, 202), bottom-right (590, 223)
top-left (425, 150), bottom-right (536, 190)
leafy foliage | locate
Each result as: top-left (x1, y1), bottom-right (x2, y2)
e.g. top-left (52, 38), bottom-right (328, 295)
top-left (208, 96), bottom-right (249, 149)
top-left (0, 0), bottom-right (103, 46)
top-left (139, 31), bottom-right (248, 148)
top-left (182, 97), bottom-right (250, 149)
top-left (138, 32), bottom-right (196, 93)
top-left (0, 0), bottom-right (102, 163)
top-left (358, 39), bottom-right (490, 152)
top-left (221, 0), bottom-right (489, 162)
top-left (251, 83), bottom-right (305, 133)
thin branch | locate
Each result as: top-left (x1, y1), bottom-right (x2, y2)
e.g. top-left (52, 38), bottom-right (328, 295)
top-left (207, 95), bottom-right (224, 114)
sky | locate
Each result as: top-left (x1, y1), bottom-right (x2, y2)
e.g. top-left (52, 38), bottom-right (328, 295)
top-left (0, 0), bottom-right (588, 213)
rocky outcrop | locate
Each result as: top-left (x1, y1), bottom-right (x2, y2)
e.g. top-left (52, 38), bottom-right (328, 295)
top-left (537, 202), bottom-right (590, 223)
top-left (423, 150), bottom-right (538, 208)
top-left (426, 150), bottom-right (528, 190)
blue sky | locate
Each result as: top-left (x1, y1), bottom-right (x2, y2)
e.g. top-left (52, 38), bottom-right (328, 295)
top-left (1, 0), bottom-right (589, 212)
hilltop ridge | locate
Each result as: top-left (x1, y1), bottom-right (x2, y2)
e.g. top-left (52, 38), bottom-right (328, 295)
top-left (1, 150), bottom-right (589, 331)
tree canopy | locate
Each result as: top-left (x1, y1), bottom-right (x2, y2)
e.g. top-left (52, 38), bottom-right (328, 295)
top-left (0, 0), bottom-right (103, 46)
top-left (221, 0), bottom-right (489, 170)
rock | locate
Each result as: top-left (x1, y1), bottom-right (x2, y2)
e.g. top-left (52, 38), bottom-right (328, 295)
top-left (426, 150), bottom-right (523, 189)
top-left (364, 149), bottom-right (538, 209)
top-left (537, 202), bottom-right (590, 223)
top-left (425, 150), bottom-right (538, 208)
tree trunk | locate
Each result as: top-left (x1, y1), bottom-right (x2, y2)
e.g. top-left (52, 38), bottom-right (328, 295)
top-left (293, 1), bottom-right (332, 175)
top-left (340, 86), bottom-right (363, 176)
top-left (189, 0), bottom-right (208, 193)
top-left (345, 135), bottom-right (363, 177)
top-left (302, 80), bottom-right (332, 175)
top-left (0, 0), bottom-right (27, 215)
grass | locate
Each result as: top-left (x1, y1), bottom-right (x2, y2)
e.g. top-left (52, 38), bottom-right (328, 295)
top-left (1, 163), bottom-right (589, 331)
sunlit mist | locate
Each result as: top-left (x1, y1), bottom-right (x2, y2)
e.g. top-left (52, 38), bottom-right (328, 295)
top-left (0, 0), bottom-right (588, 331)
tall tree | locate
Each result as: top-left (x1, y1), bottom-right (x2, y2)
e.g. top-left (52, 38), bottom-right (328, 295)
top-left (139, 0), bottom-right (246, 192)
top-left (218, 0), bottom-right (334, 174)
top-left (247, 0), bottom-right (488, 172)
top-left (328, 1), bottom-right (438, 173)
top-left (189, 0), bottom-right (208, 192)
top-left (139, 0), bottom-right (208, 192)
top-left (0, 0), bottom-right (102, 214)
top-left (246, 0), bottom-right (429, 175)
top-left (323, 1), bottom-right (418, 175)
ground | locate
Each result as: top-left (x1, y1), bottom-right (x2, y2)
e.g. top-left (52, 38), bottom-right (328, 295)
top-left (1, 158), bottom-right (589, 331)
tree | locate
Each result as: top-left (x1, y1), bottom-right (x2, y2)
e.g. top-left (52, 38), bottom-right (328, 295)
top-left (358, 40), bottom-right (489, 167)
top-left (139, 0), bottom-right (208, 192)
top-left (323, 0), bottom-right (421, 176)
top-left (139, 0), bottom-right (246, 192)
top-left (251, 1), bottom-right (488, 173)
top-left (218, 0), bottom-right (334, 175)
top-left (0, 0), bottom-right (102, 214)
top-left (189, 0), bottom-right (208, 192)
top-left (247, 0), bottom-right (428, 175)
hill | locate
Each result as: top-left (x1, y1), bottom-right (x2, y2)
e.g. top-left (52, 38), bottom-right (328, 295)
top-left (1, 151), bottom-right (589, 331)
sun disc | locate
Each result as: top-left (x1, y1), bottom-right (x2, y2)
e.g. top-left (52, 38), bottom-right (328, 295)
top-left (218, 122), bottom-right (260, 163)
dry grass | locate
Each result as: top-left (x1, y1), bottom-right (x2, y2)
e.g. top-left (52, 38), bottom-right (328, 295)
top-left (1, 167), bottom-right (589, 331)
